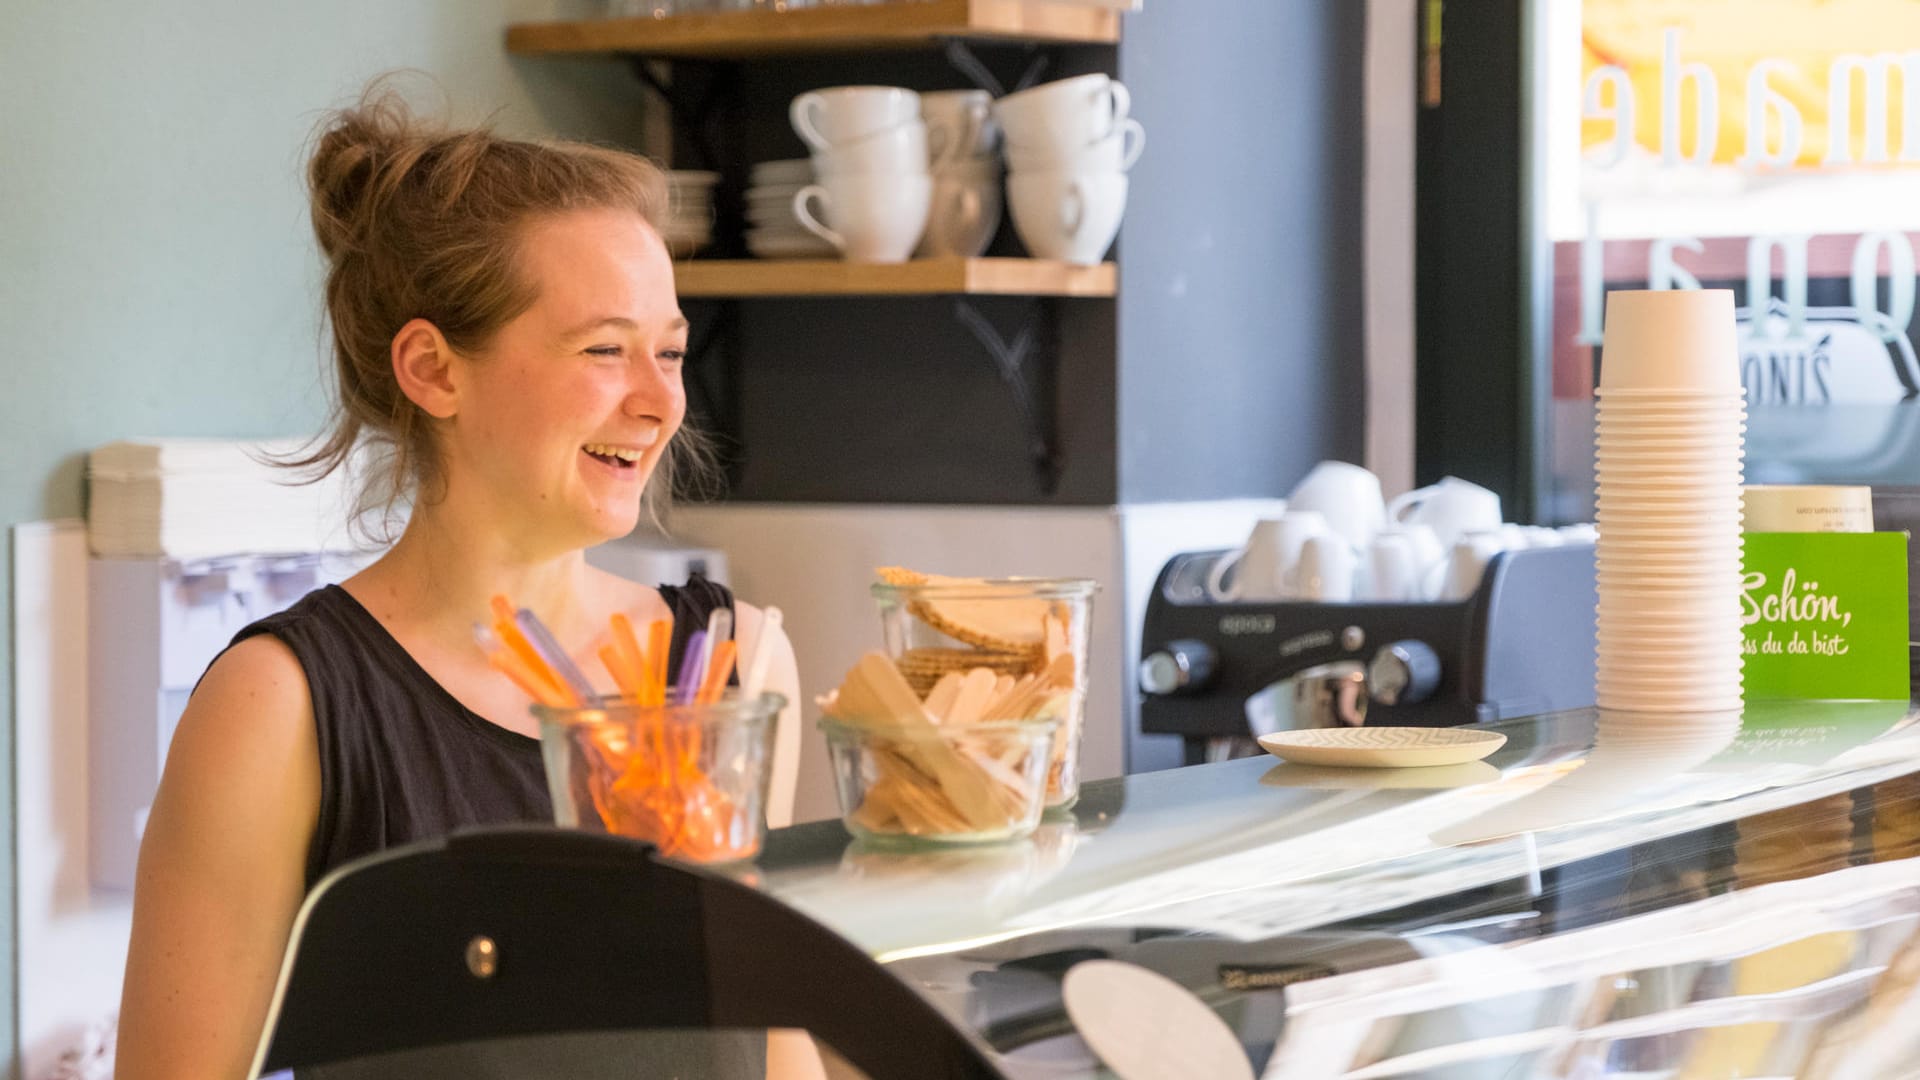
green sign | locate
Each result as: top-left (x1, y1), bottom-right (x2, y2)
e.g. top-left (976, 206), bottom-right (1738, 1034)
top-left (1742, 532), bottom-right (1910, 701)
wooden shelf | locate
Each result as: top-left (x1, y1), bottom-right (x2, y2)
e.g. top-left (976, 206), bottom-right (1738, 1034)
top-left (672, 256), bottom-right (1114, 297)
top-left (505, 0), bottom-right (1119, 58)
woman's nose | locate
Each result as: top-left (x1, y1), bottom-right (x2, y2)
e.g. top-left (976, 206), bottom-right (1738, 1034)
top-left (622, 353), bottom-right (678, 416)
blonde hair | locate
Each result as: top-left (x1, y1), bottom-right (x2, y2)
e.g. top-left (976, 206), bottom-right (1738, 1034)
top-left (291, 77), bottom-right (709, 537)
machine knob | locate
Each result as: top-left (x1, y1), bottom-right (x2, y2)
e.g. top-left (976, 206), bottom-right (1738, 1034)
top-left (1368, 640), bottom-right (1442, 706)
top-left (1139, 640), bottom-right (1216, 696)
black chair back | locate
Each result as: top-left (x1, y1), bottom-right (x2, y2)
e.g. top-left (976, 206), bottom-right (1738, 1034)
top-left (253, 827), bottom-right (1004, 1078)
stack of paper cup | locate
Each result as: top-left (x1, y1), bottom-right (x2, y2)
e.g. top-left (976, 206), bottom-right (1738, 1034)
top-left (1593, 289), bottom-right (1747, 713)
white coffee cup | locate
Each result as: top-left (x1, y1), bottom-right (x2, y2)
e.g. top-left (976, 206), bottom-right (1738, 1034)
top-left (1005, 171), bottom-right (1127, 265)
top-left (1364, 533), bottom-right (1423, 602)
top-left (916, 174), bottom-right (1003, 258)
top-left (1387, 476), bottom-right (1502, 549)
top-left (1292, 535), bottom-right (1357, 602)
top-left (809, 120), bottom-right (930, 177)
top-left (993, 74), bottom-right (1131, 151)
top-left (1005, 118), bottom-right (1146, 174)
top-left (1207, 512), bottom-right (1328, 602)
top-left (1443, 530), bottom-right (1507, 600)
top-left (790, 86), bottom-right (921, 152)
top-left (792, 173), bottom-right (932, 264)
top-left (1287, 461), bottom-right (1387, 550)
top-left (1378, 523), bottom-right (1446, 599)
top-left (921, 89), bottom-right (997, 169)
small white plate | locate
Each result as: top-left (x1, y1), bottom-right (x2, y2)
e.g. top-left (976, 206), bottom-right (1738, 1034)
top-left (1062, 961), bottom-right (1254, 1080)
top-left (1256, 727), bottom-right (1508, 769)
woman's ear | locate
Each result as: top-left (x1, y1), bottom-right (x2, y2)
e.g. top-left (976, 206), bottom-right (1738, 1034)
top-left (391, 318), bottom-right (460, 419)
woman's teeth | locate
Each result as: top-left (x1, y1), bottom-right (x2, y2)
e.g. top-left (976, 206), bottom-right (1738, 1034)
top-left (583, 443), bottom-right (644, 466)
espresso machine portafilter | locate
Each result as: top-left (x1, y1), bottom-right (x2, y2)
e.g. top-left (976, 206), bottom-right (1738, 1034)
top-left (1138, 544), bottom-right (1598, 764)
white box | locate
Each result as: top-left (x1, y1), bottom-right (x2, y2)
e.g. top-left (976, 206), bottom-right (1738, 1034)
top-left (88, 552), bottom-right (363, 890)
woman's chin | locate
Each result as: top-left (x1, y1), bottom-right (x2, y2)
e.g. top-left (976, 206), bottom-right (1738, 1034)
top-left (584, 503), bottom-right (646, 544)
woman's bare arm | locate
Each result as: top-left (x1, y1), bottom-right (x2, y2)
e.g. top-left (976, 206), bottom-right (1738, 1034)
top-left (732, 602), bottom-right (825, 1080)
top-left (117, 635), bottom-right (321, 1080)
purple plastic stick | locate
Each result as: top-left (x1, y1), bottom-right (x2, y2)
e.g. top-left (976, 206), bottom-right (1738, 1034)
top-left (674, 630), bottom-right (708, 706)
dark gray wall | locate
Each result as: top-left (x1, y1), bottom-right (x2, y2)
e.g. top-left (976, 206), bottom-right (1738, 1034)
top-left (663, 9), bottom-right (1366, 507)
top-left (674, 47), bottom-right (1124, 505)
top-left (1115, 0), bottom-right (1367, 503)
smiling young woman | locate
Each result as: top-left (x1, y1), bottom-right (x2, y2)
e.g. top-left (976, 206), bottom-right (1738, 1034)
top-left (114, 82), bottom-right (817, 1079)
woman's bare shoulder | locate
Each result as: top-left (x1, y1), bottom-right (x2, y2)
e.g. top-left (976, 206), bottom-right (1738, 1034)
top-left (191, 633), bottom-right (314, 725)
top-left (163, 633), bottom-right (320, 810)
top-left (588, 565), bottom-right (675, 620)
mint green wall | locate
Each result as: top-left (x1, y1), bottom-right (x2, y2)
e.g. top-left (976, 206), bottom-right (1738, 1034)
top-left (0, 2), bottom-right (644, 1068)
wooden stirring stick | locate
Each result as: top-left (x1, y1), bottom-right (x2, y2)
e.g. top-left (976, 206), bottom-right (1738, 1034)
top-left (697, 640), bottom-right (738, 705)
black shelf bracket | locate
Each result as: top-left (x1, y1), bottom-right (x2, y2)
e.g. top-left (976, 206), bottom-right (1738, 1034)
top-left (938, 39), bottom-right (1053, 97)
top-left (952, 297), bottom-right (1060, 495)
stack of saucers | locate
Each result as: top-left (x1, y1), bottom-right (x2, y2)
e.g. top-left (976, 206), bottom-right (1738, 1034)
top-left (663, 170), bottom-right (719, 258)
top-left (745, 158), bottom-right (835, 260)
top-left (1593, 289), bottom-right (1747, 714)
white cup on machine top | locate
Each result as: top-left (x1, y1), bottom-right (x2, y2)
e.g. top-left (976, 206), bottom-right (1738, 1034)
top-left (1379, 523), bottom-right (1446, 599)
top-left (790, 86), bottom-right (922, 152)
top-left (1364, 533), bottom-right (1423, 602)
top-left (1286, 461), bottom-right (1387, 550)
top-left (1207, 512), bottom-right (1328, 602)
top-left (1386, 476), bottom-right (1502, 550)
top-left (792, 173), bottom-right (933, 264)
top-left (1005, 171), bottom-right (1127, 266)
top-left (1291, 535), bottom-right (1357, 603)
top-left (1443, 530), bottom-right (1507, 601)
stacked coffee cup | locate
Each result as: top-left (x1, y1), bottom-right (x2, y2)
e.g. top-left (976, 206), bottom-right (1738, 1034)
top-left (1592, 289), bottom-right (1747, 714)
top-left (993, 74), bottom-right (1143, 266)
top-left (916, 89), bottom-right (1003, 258)
top-left (789, 85), bottom-right (932, 264)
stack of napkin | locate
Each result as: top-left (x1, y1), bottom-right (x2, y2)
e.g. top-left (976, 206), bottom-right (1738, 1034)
top-left (87, 438), bottom-right (366, 558)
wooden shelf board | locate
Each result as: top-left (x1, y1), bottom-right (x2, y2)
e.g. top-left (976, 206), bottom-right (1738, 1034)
top-left (506, 0), bottom-right (1118, 58)
top-left (672, 256), bottom-right (1115, 297)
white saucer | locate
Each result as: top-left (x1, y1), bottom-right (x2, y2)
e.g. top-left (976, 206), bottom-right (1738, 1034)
top-left (1062, 961), bottom-right (1254, 1080)
top-left (1256, 727), bottom-right (1508, 769)
top-left (750, 159), bottom-right (813, 184)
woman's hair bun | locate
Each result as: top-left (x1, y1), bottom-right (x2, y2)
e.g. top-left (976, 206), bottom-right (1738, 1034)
top-left (307, 83), bottom-right (429, 261)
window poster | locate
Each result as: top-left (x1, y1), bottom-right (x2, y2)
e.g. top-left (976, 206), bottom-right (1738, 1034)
top-left (1543, 0), bottom-right (1920, 522)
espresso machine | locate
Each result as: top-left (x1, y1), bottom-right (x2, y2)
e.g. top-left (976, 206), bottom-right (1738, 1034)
top-left (1138, 544), bottom-right (1598, 764)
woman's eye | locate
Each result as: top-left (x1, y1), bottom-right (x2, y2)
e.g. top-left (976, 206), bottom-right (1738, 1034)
top-left (585, 346), bottom-right (623, 358)
top-left (660, 349), bottom-right (687, 363)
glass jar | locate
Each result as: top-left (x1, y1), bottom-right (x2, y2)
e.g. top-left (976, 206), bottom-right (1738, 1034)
top-left (533, 690), bottom-right (785, 864)
top-left (871, 576), bottom-right (1097, 808)
top-left (821, 714), bottom-right (1058, 845)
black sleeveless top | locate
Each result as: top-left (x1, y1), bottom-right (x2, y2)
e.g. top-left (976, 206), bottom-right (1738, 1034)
top-left (224, 577), bottom-right (735, 890)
